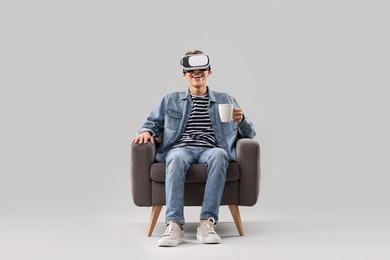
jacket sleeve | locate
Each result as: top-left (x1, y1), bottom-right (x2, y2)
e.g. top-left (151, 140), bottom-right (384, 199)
top-left (230, 96), bottom-right (256, 139)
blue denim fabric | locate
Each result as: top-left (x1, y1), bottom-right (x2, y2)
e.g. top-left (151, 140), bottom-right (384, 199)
top-left (165, 146), bottom-right (229, 224)
top-left (137, 87), bottom-right (256, 162)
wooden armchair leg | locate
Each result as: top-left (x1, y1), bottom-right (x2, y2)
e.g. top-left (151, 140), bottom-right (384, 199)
top-left (147, 205), bottom-right (163, 237)
top-left (228, 205), bottom-right (244, 236)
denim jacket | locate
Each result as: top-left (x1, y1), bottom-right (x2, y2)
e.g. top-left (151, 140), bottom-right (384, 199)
top-left (137, 87), bottom-right (256, 162)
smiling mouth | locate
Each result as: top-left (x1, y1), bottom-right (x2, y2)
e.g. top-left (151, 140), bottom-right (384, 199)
top-left (191, 74), bottom-right (203, 79)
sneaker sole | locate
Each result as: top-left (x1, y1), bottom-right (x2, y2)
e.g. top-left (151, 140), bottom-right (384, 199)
top-left (158, 237), bottom-right (185, 247)
top-left (196, 234), bottom-right (221, 244)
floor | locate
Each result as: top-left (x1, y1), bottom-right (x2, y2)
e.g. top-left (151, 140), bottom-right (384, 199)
top-left (1, 218), bottom-right (389, 260)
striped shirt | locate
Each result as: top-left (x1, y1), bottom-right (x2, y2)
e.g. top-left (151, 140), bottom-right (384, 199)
top-left (173, 94), bottom-right (219, 148)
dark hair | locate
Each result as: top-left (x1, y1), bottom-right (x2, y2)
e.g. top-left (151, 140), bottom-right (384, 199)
top-left (184, 50), bottom-right (204, 55)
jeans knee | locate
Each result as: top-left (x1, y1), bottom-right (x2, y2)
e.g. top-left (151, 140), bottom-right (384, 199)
top-left (166, 150), bottom-right (192, 179)
top-left (210, 148), bottom-right (228, 162)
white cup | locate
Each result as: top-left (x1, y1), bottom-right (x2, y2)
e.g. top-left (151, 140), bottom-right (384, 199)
top-left (218, 104), bottom-right (233, 122)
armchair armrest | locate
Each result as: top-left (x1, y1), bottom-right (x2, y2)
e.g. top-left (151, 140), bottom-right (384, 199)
top-left (236, 138), bottom-right (261, 206)
top-left (130, 143), bottom-right (156, 206)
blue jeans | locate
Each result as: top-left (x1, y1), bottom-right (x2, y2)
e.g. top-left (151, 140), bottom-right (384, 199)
top-left (165, 146), bottom-right (229, 225)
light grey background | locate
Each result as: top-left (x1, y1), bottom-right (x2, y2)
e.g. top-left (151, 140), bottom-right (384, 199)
top-left (1, 0), bottom-right (389, 243)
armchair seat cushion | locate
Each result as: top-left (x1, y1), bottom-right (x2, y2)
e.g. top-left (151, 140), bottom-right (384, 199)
top-left (150, 162), bottom-right (240, 183)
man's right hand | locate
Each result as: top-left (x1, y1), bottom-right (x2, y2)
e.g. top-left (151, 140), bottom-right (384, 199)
top-left (130, 131), bottom-right (154, 145)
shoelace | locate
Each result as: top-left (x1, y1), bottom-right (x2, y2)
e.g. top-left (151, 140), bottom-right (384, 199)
top-left (202, 219), bottom-right (217, 234)
top-left (162, 221), bottom-right (174, 236)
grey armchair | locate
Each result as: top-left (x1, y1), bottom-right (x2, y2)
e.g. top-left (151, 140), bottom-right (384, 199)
top-left (130, 138), bottom-right (261, 236)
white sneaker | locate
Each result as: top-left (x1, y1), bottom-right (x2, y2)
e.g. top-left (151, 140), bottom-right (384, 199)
top-left (158, 221), bottom-right (185, 247)
top-left (196, 217), bottom-right (222, 244)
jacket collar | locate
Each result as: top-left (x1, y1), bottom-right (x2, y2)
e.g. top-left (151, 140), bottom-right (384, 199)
top-left (180, 86), bottom-right (217, 103)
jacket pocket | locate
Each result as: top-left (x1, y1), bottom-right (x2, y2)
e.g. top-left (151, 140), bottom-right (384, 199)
top-left (165, 109), bottom-right (182, 130)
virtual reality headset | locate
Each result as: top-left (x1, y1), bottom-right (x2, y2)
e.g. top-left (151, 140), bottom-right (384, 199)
top-left (180, 54), bottom-right (211, 73)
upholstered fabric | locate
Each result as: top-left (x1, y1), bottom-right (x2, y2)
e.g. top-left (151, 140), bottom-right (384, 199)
top-left (131, 138), bottom-right (261, 208)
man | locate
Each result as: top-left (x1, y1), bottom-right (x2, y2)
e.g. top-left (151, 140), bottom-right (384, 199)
top-left (131, 50), bottom-right (256, 247)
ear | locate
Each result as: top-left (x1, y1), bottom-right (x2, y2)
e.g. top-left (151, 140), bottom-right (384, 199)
top-left (208, 70), bottom-right (212, 76)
